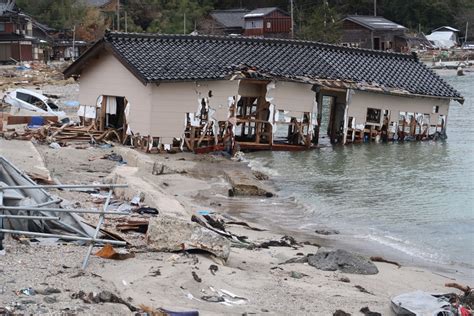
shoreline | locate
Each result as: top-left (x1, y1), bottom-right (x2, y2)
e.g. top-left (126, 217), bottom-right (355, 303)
top-left (238, 151), bottom-right (474, 285)
top-left (0, 139), bottom-right (471, 314)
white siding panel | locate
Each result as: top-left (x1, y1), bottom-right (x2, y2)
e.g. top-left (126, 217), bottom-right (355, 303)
top-left (198, 80), bottom-right (239, 121)
top-left (347, 90), bottom-right (450, 126)
top-left (268, 81), bottom-right (315, 112)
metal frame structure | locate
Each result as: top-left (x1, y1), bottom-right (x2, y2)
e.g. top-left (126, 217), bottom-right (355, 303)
top-left (0, 183), bottom-right (128, 269)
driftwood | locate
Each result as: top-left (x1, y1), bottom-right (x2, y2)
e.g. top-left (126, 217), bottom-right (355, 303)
top-left (370, 256), bottom-right (401, 268)
top-left (225, 221), bottom-right (266, 231)
top-left (445, 282), bottom-right (472, 295)
top-left (26, 172), bottom-right (55, 185)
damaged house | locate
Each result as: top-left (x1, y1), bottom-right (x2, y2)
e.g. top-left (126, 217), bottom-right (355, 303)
top-left (63, 31), bottom-right (463, 152)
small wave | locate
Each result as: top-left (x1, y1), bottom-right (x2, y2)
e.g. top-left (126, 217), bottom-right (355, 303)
top-left (359, 233), bottom-right (450, 264)
top-left (243, 157), bottom-right (280, 177)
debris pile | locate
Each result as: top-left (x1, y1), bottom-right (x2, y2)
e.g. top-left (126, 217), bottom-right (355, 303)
top-left (0, 62), bottom-right (72, 90)
top-left (2, 123), bottom-right (122, 144)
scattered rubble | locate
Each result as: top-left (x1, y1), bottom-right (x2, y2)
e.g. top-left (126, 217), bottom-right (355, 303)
top-left (71, 290), bottom-right (138, 312)
top-left (360, 306), bottom-right (382, 316)
top-left (94, 244), bottom-right (135, 260)
top-left (2, 123), bottom-right (122, 144)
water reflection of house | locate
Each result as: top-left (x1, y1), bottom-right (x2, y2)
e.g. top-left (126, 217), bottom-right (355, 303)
top-left (63, 32), bottom-right (463, 152)
top-left (341, 15), bottom-right (408, 52)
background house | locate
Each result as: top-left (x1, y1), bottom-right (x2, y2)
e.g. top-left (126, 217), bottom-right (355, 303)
top-left (0, 6), bottom-right (37, 63)
top-left (426, 26), bottom-right (460, 49)
top-left (201, 9), bottom-right (249, 35)
top-left (243, 7), bottom-right (291, 38)
top-left (341, 15), bottom-right (407, 51)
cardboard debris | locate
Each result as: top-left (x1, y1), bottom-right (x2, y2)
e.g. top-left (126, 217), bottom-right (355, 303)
top-left (95, 244), bottom-right (135, 260)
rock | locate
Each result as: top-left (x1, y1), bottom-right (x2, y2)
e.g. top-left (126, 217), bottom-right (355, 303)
top-left (146, 215), bottom-right (231, 261)
top-left (43, 296), bottom-right (57, 304)
top-left (290, 271), bottom-right (305, 279)
top-left (360, 307), bottom-right (381, 316)
top-left (281, 256), bottom-right (309, 264)
top-left (224, 170), bottom-right (273, 197)
top-left (37, 287), bottom-right (61, 295)
top-left (307, 249), bottom-right (378, 275)
top-left (334, 310), bottom-right (351, 316)
top-left (314, 229), bottom-right (340, 235)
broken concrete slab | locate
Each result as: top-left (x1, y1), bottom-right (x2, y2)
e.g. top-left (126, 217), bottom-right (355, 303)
top-left (307, 248), bottom-right (379, 275)
top-left (146, 215), bottom-right (231, 261)
top-left (224, 169), bottom-right (273, 197)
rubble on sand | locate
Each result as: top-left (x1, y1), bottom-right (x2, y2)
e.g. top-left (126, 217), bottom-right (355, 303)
top-left (146, 214), bottom-right (231, 261)
top-left (307, 248), bottom-right (379, 275)
top-left (2, 122), bottom-right (122, 145)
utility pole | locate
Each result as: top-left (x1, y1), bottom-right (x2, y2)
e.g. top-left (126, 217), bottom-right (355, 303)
top-left (465, 22), bottom-right (469, 45)
top-left (184, 12), bottom-right (186, 34)
top-left (116, 0), bottom-right (120, 31)
top-left (72, 25), bottom-right (76, 61)
top-left (290, 0), bottom-right (294, 39)
top-left (374, 0), bottom-right (377, 16)
top-left (125, 11), bottom-right (128, 32)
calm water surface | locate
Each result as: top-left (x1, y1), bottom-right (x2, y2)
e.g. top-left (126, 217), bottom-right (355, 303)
top-left (244, 71), bottom-right (474, 279)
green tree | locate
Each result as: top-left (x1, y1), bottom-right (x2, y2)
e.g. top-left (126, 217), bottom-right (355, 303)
top-left (16, 0), bottom-right (86, 30)
top-left (298, 1), bottom-right (341, 43)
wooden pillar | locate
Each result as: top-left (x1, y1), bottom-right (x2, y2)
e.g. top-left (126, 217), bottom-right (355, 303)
top-left (313, 91), bottom-right (323, 145)
top-left (99, 96), bottom-right (107, 131)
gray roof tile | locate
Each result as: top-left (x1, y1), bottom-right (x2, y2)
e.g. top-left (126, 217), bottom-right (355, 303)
top-left (66, 32), bottom-right (462, 100)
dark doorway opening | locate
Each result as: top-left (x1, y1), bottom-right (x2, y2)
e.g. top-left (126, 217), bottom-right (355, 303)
top-left (374, 37), bottom-right (380, 50)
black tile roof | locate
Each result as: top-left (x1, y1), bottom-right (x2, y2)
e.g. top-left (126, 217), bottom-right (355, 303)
top-left (64, 32), bottom-right (463, 101)
top-left (344, 16), bottom-right (407, 31)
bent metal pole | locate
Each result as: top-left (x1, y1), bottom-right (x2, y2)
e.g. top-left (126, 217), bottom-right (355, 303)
top-left (0, 215), bottom-right (60, 220)
top-left (1, 206), bottom-right (130, 215)
top-left (82, 189), bottom-right (113, 269)
top-left (0, 229), bottom-right (126, 246)
top-left (0, 184), bottom-right (128, 190)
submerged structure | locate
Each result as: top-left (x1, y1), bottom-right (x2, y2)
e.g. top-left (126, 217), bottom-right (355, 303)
top-left (63, 31), bottom-right (463, 152)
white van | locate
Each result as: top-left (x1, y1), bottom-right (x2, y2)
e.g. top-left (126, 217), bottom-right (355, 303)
top-left (3, 88), bottom-right (68, 120)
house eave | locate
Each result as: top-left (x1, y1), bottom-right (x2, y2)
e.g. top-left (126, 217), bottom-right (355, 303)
top-left (63, 39), bottom-right (149, 86)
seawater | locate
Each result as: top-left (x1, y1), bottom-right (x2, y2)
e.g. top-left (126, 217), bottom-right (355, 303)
top-left (244, 71), bottom-right (474, 279)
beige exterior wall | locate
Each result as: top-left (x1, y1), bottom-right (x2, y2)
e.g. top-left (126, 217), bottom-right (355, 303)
top-left (150, 80), bottom-right (240, 143)
top-left (347, 90), bottom-right (450, 128)
top-left (150, 82), bottom-right (197, 143)
top-left (267, 81), bottom-right (315, 113)
top-left (77, 52), bottom-right (152, 135)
